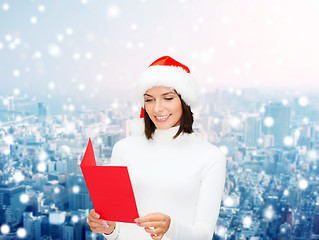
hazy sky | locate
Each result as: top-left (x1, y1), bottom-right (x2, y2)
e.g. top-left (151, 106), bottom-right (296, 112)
top-left (1, 0), bottom-right (319, 110)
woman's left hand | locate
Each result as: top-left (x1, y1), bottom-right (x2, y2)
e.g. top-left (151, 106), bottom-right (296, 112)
top-left (135, 212), bottom-right (171, 240)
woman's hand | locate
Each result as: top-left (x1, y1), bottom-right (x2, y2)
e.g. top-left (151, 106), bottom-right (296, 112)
top-left (135, 212), bottom-right (171, 240)
top-left (87, 209), bottom-right (116, 235)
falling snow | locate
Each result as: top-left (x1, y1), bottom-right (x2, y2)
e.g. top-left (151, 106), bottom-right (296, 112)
top-left (0, 224), bottom-right (10, 235)
top-left (264, 117), bottom-right (274, 128)
top-left (19, 193), bottom-right (30, 204)
top-left (16, 228), bottom-right (27, 238)
top-left (2, 3), bottom-right (9, 11)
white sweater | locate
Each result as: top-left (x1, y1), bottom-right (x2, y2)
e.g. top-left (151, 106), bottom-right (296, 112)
top-left (102, 125), bottom-right (226, 240)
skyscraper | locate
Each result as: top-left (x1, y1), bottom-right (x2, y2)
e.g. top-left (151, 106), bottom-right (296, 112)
top-left (244, 116), bottom-right (262, 147)
top-left (0, 184), bottom-right (27, 227)
top-left (263, 102), bottom-right (291, 146)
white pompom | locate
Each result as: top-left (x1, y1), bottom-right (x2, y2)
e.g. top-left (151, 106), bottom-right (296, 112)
top-left (128, 118), bottom-right (145, 136)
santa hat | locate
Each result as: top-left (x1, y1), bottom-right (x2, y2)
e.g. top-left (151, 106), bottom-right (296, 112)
top-left (136, 56), bottom-right (199, 118)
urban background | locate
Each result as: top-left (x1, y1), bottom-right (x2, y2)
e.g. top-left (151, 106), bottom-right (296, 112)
top-left (1, 0), bottom-right (319, 239)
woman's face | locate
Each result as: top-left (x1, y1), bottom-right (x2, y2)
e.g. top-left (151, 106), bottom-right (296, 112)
top-left (144, 86), bottom-right (183, 130)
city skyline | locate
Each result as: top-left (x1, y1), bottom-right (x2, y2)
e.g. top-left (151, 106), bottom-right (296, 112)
top-left (0, 88), bottom-right (318, 239)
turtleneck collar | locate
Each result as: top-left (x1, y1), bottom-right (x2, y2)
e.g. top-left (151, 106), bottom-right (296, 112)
top-left (152, 125), bottom-right (181, 141)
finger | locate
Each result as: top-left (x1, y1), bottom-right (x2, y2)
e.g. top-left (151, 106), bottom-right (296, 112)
top-left (87, 216), bottom-right (110, 228)
top-left (138, 221), bottom-right (162, 228)
top-left (151, 233), bottom-right (164, 240)
top-left (87, 214), bottom-right (104, 224)
top-left (90, 226), bottom-right (111, 234)
top-left (90, 209), bottom-right (100, 219)
top-left (144, 227), bottom-right (157, 234)
top-left (88, 220), bottom-right (109, 228)
top-left (137, 213), bottom-right (163, 224)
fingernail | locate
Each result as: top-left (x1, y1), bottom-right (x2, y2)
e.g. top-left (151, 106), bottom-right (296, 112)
top-left (96, 214), bottom-right (100, 219)
top-left (102, 220), bottom-right (106, 226)
top-left (134, 218), bottom-right (138, 223)
top-left (105, 223), bottom-right (110, 228)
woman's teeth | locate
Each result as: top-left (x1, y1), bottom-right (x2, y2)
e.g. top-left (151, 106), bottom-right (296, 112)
top-left (155, 114), bottom-right (170, 120)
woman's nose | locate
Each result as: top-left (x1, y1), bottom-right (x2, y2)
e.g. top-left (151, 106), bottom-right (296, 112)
top-left (154, 100), bottom-right (164, 113)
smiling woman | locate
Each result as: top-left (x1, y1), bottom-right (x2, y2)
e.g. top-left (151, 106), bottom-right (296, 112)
top-left (87, 56), bottom-right (226, 240)
top-left (144, 87), bottom-right (183, 128)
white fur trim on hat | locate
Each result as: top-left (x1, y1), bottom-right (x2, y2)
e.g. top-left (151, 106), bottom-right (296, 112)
top-left (128, 118), bottom-right (145, 136)
top-left (136, 65), bottom-right (199, 108)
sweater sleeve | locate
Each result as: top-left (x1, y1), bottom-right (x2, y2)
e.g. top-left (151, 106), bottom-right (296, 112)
top-left (165, 149), bottom-right (226, 240)
top-left (101, 142), bottom-right (123, 240)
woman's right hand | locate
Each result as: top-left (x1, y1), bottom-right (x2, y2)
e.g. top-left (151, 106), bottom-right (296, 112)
top-left (87, 209), bottom-right (116, 235)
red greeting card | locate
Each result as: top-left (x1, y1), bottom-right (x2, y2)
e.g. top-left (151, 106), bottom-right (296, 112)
top-left (80, 138), bottom-right (139, 223)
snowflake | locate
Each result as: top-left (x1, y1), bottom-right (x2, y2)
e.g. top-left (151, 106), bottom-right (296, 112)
top-left (57, 34), bottom-right (64, 42)
top-left (66, 28), bottom-right (73, 35)
top-left (224, 196), bottom-right (234, 207)
top-left (78, 84), bottom-right (85, 91)
top-left (264, 206), bottom-right (275, 220)
top-left (13, 69), bottom-right (20, 77)
top-left (126, 42), bottom-right (133, 49)
top-left (243, 216), bottom-right (252, 228)
top-left (38, 5), bottom-right (45, 12)
top-left (30, 16), bottom-right (37, 24)
top-left (13, 88), bottom-right (20, 95)
top-left (107, 5), bottom-right (120, 19)
top-left (37, 162), bottom-right (46, 172)
top-left (219, 145), bottom-right (228, 156)
top-left (16, 228), bottom-right (27, 238)
top-left (20, 193), bottom-right (29, 204)
top-left (72, 185), bottom-right (80, 194)
top-left (230, 117), bottom-right (241, 129)
top-left (298, 96), bottom-right (308, 107)
top-left (85, 52), bottom-right (92, 59)
top-left (282, 99), bottom-right (288, 105)
top-left (283, 189), bottom-right (289, 196)
top-left (5, 34), bottom-right (12, 41)
top-left (2, 3), bottom-right (9, 11)
top-left (131, 24), bottom-right (137, 30)
top-left (0, 224), bottom-right (10, 234)
top-left (283, 136), bottom-right (293, 146)
top-left (73, 53), bottom-right (80, 60)
top-left (4, 135), bottom-right (14, 145)
top-left (48, 82), bottom-right (55, 89)
top-left (302, 117), bottom-right (309, 124)
top-left (138, 42), bottom-right (144, 48)
top-left (48, 44), bottom-right (61, 57)
top-left (13, 171), bottom-right (25, 183)
top-left (298, 179), bottom-right (308, 190)
top-left (235, 89), bottom-right (242, 96)
top-left (71, 215), bottom-right (80, 223)
top-left (264, 117), bottom-right (274, 127)
top-left (54, 187), bottom-right (60, 194)
top-left (68, 104), bottom-right (75, 111)
top-left (33, 51), bottom-right (42, 59)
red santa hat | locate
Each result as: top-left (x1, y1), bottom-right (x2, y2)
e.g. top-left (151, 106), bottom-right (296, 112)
top-left (136, 56), bottom-right (198, 118)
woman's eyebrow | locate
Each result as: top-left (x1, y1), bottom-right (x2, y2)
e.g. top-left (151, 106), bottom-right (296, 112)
top-left (144, 91), bottom-right (176, 97)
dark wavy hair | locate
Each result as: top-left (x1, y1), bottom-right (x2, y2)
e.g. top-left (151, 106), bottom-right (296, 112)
top-left (143, 92), bottom-right (194, 140)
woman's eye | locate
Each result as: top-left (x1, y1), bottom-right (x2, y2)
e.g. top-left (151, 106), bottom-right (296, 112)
top-left (165, 98), bottom-right (173, 100)
top-left (145, 99), bottom-right (153, 102)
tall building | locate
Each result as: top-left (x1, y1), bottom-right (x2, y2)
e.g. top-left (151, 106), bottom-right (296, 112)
top-left (312, 208), bottom-right (319, 239)
top-left (0, 184), bottom-right (26, 227)
top-left (244, 116), bottom-right (262, 147)
top-left (68, 173), bottom-right (93, 211)
top-left (263, 102), bottom-right (291, 146)
top-left (38, 102), bottom-right (47, 123)
top-left (23, 212), bottom-right (45, 239)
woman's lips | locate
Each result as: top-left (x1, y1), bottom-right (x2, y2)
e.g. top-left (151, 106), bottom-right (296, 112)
top-left (155, 114), bottom-right (171, 122)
